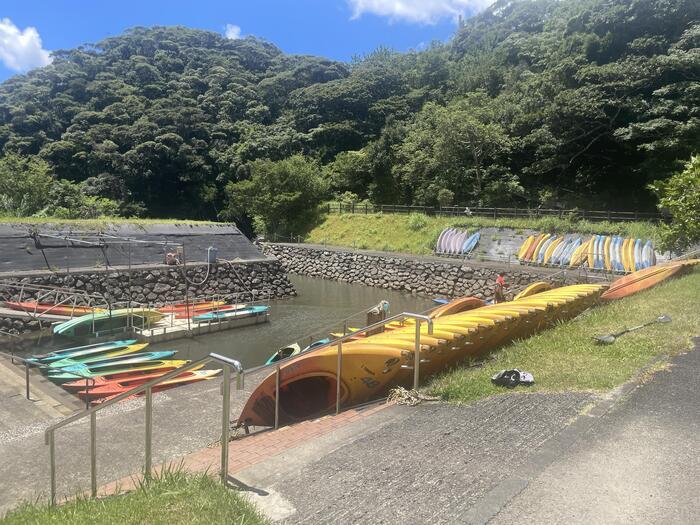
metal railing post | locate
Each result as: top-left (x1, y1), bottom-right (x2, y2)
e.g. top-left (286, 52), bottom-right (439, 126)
top-left (25, 364), bottom-right (30, 400)
top-left (90, 412), bottom-right (97, 497)
top-left (414, 320), bottom-right (421, 390)
top-left (220, 366), bottom-right (231, 484)
top-left (48, 430), bottom-right (56, 505)
top-left (145, 386), bottom-right (153, 478)
top-left (336, 341), bottom-right (343, 415)
top-left (274, 363), bottom-right (281, 430)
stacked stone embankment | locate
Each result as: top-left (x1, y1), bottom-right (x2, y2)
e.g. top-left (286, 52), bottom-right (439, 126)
top-left (261, 243), bottom-right (588, 299)
top-left (0, 260), bottom-right (295, 336)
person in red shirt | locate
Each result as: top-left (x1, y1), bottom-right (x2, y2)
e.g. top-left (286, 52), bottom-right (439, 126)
top-left (494, 274), bottom-right (507, 303)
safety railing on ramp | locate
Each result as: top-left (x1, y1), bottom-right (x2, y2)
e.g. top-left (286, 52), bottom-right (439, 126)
top-left (42, 312), bottom-right (433, 505)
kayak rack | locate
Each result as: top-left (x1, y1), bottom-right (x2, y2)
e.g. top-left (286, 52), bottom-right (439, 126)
top-left (41, 311), bottom-right (433, 506)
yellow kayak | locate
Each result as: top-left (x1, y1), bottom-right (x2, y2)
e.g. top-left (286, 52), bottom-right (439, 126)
top-left (514, 282), bottom-right (552, 300)
top-left (518, 235), bottom-right (535, 260)
top-left (237, 284), bottom-right (608, 427)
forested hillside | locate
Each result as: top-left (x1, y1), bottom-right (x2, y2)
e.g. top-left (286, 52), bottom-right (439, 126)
top-left (0, 0), bottom-right (698, 223)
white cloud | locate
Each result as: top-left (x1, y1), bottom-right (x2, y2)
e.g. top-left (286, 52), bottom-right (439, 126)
top-left (224, 24), bottom-right (242, 39)
top-left (0, 18), bottom-right (52, 72)
top-left (348, 0), bottom-right (493, 24)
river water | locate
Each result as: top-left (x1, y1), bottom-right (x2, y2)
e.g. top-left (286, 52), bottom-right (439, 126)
top-left (90, 275), bottom-right (433, 368)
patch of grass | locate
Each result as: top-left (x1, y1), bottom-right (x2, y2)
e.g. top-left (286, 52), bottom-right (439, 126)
top-left (1, 467), bottom-right (268, 525)
top-left (305, 214), bottom-right (660, 255)
top-left (427, 269), bottom-right (700, 403)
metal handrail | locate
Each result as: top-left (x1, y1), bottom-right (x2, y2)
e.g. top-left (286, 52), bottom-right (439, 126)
top-left (44, 353), bottom-right (243, 505)
top-left (43, 311), bottom-right (432, 505)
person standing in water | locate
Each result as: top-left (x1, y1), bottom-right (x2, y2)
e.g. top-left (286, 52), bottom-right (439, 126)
top-left (494, 274), bottom-right (507, 303)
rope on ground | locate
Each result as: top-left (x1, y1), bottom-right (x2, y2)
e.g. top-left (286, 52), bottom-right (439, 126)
top-left (387, 386), bottom-right (440, 406)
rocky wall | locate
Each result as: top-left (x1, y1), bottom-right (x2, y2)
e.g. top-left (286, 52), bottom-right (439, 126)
top-left (261, 243), bottom-right (587, 299)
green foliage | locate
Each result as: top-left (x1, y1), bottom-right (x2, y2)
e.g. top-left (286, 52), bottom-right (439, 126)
top-left (0, 154), bottom-right (119, 219)
top-left (222, 155), bottom-right (328, 236)
top-left (1, 2), bottom-right (698, 217)
top-left (407, 213), bottom-right (429, 231)
top-left (649, 155), bottom-right (700, 252)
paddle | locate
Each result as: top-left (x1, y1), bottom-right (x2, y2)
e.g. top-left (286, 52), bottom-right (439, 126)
top-left (594, 315), bottom-right (672, 345)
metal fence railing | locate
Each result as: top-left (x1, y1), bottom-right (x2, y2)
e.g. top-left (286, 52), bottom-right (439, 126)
top-left (326, 203), bottom-right (662, 222)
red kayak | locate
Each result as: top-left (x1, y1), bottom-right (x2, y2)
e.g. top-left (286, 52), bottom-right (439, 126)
top-left (80, 370), bottom-right (221, 402)
top-left (62, 363), bottom-right (203, 390)
top-left (4, 301), bottom-right (102, 317)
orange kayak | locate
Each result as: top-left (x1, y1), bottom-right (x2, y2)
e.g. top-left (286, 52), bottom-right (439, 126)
top-left (3, 301), bottom-right (102, 316)
top-left (600, 261), bottom-right (697, 301)
top-left (157, 301), bottom-right (225, 313)
top-left (61, 363), bottom-right (202, 389)
top-left (78, 370), bottom-right (221, 400)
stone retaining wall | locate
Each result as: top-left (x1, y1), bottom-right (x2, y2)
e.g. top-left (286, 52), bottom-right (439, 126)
top-left (0, 259), bottom-right (295, 336)
top-left (261, 243), bottom-right (588, 299)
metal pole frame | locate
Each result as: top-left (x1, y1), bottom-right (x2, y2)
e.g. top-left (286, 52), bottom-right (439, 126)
top-left (220, 366), bottom-right (231, 484)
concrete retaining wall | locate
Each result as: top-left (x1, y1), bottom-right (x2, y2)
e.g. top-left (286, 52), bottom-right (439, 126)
top-left (0, 259), bottom-right (295, 336)
top-left (261, 243), bottom-right (592, 299)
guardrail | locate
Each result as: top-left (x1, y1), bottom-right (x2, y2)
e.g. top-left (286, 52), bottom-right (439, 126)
top-left (326, 203), bottom-right (662, 222)
top-left (42, 311), bottom-right (432, 505)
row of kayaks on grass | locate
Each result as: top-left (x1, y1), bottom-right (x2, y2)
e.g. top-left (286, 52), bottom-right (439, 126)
top-left (52, 304), bottom-right (270, 337)
top-left (518, 234), bottom-right (656, 272)
top-left (25, 339), bottom-right (221, 404)
top-left (435, 228), bottom-right (480, 256)
top-left (237, 259), bottom-right (699, 428)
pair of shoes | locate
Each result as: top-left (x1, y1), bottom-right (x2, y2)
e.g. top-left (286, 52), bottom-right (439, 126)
top-left (491, 369), bottom-right (535, 388)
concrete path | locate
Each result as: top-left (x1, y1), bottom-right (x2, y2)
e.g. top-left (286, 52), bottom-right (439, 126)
top-left (491, 339), bottom-right (700, 524)
top-left (227, 341), bottom-right (700, 524)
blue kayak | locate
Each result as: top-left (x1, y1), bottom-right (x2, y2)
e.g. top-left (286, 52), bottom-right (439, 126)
top-left (194, 305), bottom-right (270, 322)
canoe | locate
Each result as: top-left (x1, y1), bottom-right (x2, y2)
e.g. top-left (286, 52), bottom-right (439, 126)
top-left (603, 236), bottom-right (611, 271)
top-left (600, 261), bottom-right (697, 301)
top-left (562, 238), bottom-right (581, 267)
top-left (3, 302), bottom-right (103, 317)
top-left (48, 356), bottom-right (185, 381)
top-left (62, 363), bottom-right (205, 389)
top-left (53, 309), bottom-right (164, 337)
top-left (236, 283), bottom-right (607, 427)
top-left (514, 282), bottom-right (552, 300)
top-left (77, 370), bottom-right (222, 400)
top-left (27, 340), bottom-right (139, 365)
top-left (529, 234), bottom-right (550, 262)
top-left (429, 296), bottom-right (485, 318)
top-left (265, 338), bottom-right (331, 366)
top-left (47, 343), bottom-right (148, 369)
top-left (550, 238), bottom-right (569, 266)
top-left (157, 301), bottom-right (225, 313)
top-left (435, 228), bottom-right (451, 253)
top-left (544, 237), bottom-right (563, 265)
top-left (462, 232), bottom-right (480, 255)
top-left (52, 351), bottom-right (176, 374)
top-left (626, 238), bottom-right (636, 273)
top-left (193, 305), bottom-right (269, 322)
top-left (518, 235), bottom-right (535, 260)
top-left (174, 304), bottom-right (247, 319)
top-left (537, 236), bottom-right (556, 264)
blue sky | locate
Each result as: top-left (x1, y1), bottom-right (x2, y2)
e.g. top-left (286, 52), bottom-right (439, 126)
top-left (0, 0), bottom-right (491, 82)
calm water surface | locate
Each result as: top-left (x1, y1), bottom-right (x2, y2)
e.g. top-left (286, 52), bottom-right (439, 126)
top-left (22, 276), bottom-right (434, 367)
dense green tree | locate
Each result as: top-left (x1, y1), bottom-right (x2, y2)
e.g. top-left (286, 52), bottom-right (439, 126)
top-left (222, 155), bottom-right (328, 237)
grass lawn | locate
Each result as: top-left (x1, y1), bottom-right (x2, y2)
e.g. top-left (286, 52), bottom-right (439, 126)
top-left (1, 470), bottom-right (268, 525)
top-left (427, 268), bottom-right (700, 403)
top-left (305, 213), bottom-right (660, 256)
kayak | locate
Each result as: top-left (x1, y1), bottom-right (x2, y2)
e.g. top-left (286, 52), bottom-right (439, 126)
top-left (237, 284), bottom-right (607, 427)
top-left (174, 304), bottom-right (247, 319)
top-left (48, 358), bottom-right (188, 382)
top-left (53, 309), bottom-right (164, 337)
top-left (429, 296), bottom-right (485, 318)
top-left (193, 305), bottom-right (269, 322)
top-left (265, 338), bottom-right (331, 365)
top-left (600, 261), bottom-right (698, 301)
top-left (3, 302), bottom-right (103, 317)
top-left (52, 351), bottom-right (177, 374)
top-left (157, 301), bottom-right (225, 313)
top-left (27, 339), bottom-right (138, 365)
top-left (47, 343), bottom-right (148, 369)
top-left (514, 282), bottom-right (552, 300)
top-left (77, 370), bottom-right (222, 400)
top-left (61, 363), bottom-right (205, 389)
